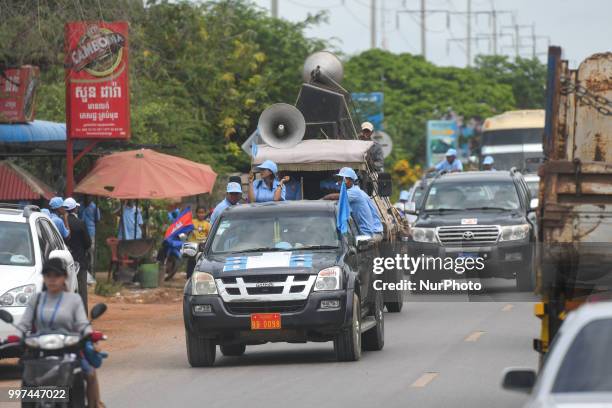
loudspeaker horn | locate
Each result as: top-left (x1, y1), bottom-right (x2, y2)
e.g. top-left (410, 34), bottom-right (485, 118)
top-left (258, 103), bottom-right (306, 149)
top-left (302, 51), bottom-right (344, 86)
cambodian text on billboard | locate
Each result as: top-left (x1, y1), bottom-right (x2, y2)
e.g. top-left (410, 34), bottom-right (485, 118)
top-left (426, 120), bottom-right (458, 168)
top-left (65, 21), bottom-right (130, 139)
top-left (0, 66), bottom-right (39, 123)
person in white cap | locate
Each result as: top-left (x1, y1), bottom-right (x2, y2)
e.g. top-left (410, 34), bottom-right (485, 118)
top-left (210, 182), bottom-right (243, 225)
top-left (482, 155), bottom-right (496, 171)
top-left (429, 148), bottom-right (463, 173)
top-left (63, 197), bottom-right (91, 309)
top-left (359, 121), bottom-right (385, 172)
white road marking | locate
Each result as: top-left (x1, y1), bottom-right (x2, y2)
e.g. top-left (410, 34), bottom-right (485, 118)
top-left (411, 372), bottom-right (439, 388)
top-left (464, 331), bottom-right (485, 342)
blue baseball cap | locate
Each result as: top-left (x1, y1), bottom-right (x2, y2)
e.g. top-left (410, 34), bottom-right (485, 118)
top-left (483, 155), bottom-right (494, 165)
top-left (49, 197), bottom-right (64, 210)
top-left (256, 160), bottom-right (278, 175)
top-left (336, 167), bottom-right (358, 180)
top-left (226, 182), bottom-right (242, 194)
top-left (399, 190), bottom-right (410, 201)
top-left (445, 148), bottom-right (457, 157)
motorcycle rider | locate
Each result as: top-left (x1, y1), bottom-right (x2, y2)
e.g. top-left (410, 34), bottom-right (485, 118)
top-left (17, 258), bottom-right (105, 407)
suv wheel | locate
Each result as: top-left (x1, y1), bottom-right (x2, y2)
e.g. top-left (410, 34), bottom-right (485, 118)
top-left (362, 290), bottom-right (384, 351)
top-left (185, 329), bottom-right (216, 367)
top-left (334, 293), bottom-right (362, 361)
top-left (220, 344), bottom-right (246, 356)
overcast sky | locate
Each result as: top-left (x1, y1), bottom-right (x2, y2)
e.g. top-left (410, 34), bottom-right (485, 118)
top-left (250, 0), bottom-right (609, 68)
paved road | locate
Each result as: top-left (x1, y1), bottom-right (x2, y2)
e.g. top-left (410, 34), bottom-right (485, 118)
top-left (101, 281), bottom-right (539, 408)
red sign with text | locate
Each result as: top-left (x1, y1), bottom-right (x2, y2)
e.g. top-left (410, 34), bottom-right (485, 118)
top-left (65, 21), bottom-right (130, 139)
top-left (0, 66), bottom-right (39, 123)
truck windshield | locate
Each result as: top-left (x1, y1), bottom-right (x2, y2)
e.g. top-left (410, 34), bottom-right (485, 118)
top-left (481, 128), bottom-right (543, 171)
top-left (553, 318), bottom-right (612, 393)
top-left (0, 221), bottom-right (35, 266)
top-left (424, 181), bottom-right (520, 211)
top-left (210, 213), bottom-right (340, 254)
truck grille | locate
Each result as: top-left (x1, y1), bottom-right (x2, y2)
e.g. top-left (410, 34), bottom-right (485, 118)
top-left (437, 225), bottom-right (500, 246)
top-left (225, 300), bottom-right (307, 315)
top-left (216, 274), bottom-right (317, 302)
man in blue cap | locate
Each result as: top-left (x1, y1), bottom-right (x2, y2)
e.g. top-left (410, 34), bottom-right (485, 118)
top-left (248, 160), bottom-right (288, 203)
top-left (429, 148), bottom-right (463, 173)
top-left (323, 167), bottom-right (383, 241)
top-left (482, 155), bottom-right (496, 171)
top-left (210, 182), bottom-right (243, 225)
top-left (48, 196), bottom-right (70, 240)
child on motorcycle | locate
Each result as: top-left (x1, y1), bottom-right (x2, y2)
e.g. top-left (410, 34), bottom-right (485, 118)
top-left (18, 258), bottom-right (105, 408)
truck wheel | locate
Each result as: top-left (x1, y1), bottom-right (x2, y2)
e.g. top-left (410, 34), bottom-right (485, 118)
top-left (362, 290), bottom-right (384, 351)
top-left (220, 344), bottom-right (246, 356)
top-left (334, 293), bottom-right (362, 362)
top-left (185, 329), bottom-right (216, 367)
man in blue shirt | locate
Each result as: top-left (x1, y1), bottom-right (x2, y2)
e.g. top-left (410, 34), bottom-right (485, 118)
top-left (248, 160), bottom-right (287, 202)
top-left (482, 155), bottom-right (496, 171)
top-left (430, 148), bottom-right (463, 173)
top-left (210, 182), bottom-right (243, 225)
top-left (48, 197), bottom-right (70, 240)
top-left (118, 200), bottom-right (143, 240)
top-left (323, 168), bottom-right (383, 240)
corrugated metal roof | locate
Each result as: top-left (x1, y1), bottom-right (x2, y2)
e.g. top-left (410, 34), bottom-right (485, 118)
top-left (0, 120), bottom-right (66, 143)
top-left (0, 161), bottom-right (54, 200)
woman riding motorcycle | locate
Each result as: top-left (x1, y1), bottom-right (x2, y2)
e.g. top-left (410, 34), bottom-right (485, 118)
top-left (17, 258), bottom-right (105, 407)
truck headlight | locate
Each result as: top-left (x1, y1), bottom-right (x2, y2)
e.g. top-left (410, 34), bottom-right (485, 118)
top-left (192, 272), bottom-right (218, 295)
top-left (315, 267), bottom-right (341, 291)
top-left (411, 227), bottom-right (437, 243)
top-left (0, 284), bottom-right (35, 306)
top-left (499, 224), bottom-right (530, 241)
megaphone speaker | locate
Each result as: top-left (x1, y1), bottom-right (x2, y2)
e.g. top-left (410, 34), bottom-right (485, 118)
top-left (258, 103), bottom-right (306, 149)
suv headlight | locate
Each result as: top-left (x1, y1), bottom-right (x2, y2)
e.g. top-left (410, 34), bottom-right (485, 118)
top-left (411, 227), bottom-right (438, 243)
top-left (192, 272), bottom-right (218, 295)
top-left (314, 267), bottom-right (341, 291)
top-left (0, 284), bottom-right (35, 306)
top-left (499, 224), bottom-right (530, 241)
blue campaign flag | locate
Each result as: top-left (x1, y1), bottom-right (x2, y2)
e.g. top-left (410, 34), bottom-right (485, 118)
top-left (337, 180), bottom-right (351, 234)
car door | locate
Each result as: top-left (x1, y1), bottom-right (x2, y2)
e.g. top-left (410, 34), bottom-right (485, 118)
top-left (348, 218), bottom-right (371, 306)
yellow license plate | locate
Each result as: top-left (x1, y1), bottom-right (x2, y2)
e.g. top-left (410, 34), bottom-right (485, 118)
top-left (250, 313), bottom-right (281, 330)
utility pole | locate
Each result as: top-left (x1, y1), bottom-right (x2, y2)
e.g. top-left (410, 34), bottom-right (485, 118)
top-left (530, 24), bottom-right (536, 58)
top-left (371, 0), bottom-right (377, 49)
top-left (381, 0), bottom-right (388, 49)
top-left (421, 0), bottom-right (426, 58)
top-left (501, 22), bottom-right (536, 59)
top-left (271, 0), bottom-right (278, 18)
top-left (467, 0), bottom-right (472, 66)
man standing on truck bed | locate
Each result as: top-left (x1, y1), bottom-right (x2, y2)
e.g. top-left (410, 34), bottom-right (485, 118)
top-left (359, 122), bottom-right (385, 172)
top-left (323, 167), bottom-right (383, 242)
top-left (210, 182), bottom-right (243, 225)
top-left (428, 148), bottom-right (463, 173)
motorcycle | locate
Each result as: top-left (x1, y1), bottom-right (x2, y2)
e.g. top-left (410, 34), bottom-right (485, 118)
top-left (0, 303), bottom-right (108, 408)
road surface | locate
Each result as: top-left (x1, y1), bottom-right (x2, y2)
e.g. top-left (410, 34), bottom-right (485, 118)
top-left (99, 285), bottom-right (538, 407)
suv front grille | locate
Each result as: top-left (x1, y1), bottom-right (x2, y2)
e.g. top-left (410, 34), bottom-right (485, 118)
top-left (437, 225), bottom-right (499, 246)
top-left (225, 300), bottom-right (307, 315)
top-left (216, 274), bottom-right (317, 302)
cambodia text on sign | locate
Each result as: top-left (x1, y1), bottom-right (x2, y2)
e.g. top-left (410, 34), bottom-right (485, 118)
top-left (65, 21), bottom-right (130, 139)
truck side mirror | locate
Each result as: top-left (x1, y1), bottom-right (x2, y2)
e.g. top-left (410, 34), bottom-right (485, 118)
top-left (501, 368), bottom-right (536, 393)
top-left (529, 198), bottom-right (539, 210)
top-left (181, 242), bottom-right (199, 258)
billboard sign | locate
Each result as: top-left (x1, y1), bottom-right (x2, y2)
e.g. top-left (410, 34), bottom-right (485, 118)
top-left (65, 21), bottom-right (130, 139)
top-left (0, 66), bottom-right (39, 123)
top-left (352, 92), bottom-right (384, 130)
top-left (426, 120), bottom-right (458, 168)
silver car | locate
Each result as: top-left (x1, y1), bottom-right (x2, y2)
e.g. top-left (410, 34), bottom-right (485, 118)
top-left (502, 302), bottom-right (612, 406)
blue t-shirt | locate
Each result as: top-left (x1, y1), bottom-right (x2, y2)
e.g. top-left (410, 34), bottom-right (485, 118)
top-left (210, 198), bottom-right (236, 225)
top-left (366, 197), bottom-right (383, 233)
top-left (79, 202), bottom-right (100, 238)
top-left (49, 213), bottom-right (70, 239)
top-left (346, 185), bottom-right (375, 236)
top-left (252, 179), bottom-right (286, 202)
top-left (435, 158), bottom-right (463, 172)
top-left (118, 206), bottom-right (143, 240)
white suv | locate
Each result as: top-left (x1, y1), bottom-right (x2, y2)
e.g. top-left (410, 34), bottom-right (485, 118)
top-left (0, 205), bottom-right (78, 346)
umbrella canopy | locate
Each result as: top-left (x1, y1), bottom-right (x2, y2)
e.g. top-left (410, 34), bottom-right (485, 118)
top-left (74, 149), bottom-right (217, 199)
top-left (0, 161), bottom-right (55, 201)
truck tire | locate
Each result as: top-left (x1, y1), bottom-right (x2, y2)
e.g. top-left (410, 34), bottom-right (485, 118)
top-left (220, 344), bottom-right (246, 356)
top-left (186, 329), bottom-right (216, 367)
top-left (362, 290), bottom-right (384, 351)
top-left (334, 293), bottom-right (362, 362)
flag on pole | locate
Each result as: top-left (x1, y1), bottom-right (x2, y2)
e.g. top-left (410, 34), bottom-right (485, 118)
top-left (337, 180), bottom-right (351, 234)
top-left (164, 207), bottom-right (194, 239)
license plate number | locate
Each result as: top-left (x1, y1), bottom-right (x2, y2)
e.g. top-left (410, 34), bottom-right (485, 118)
top-left (250, 313), bottom-right (281, 330)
